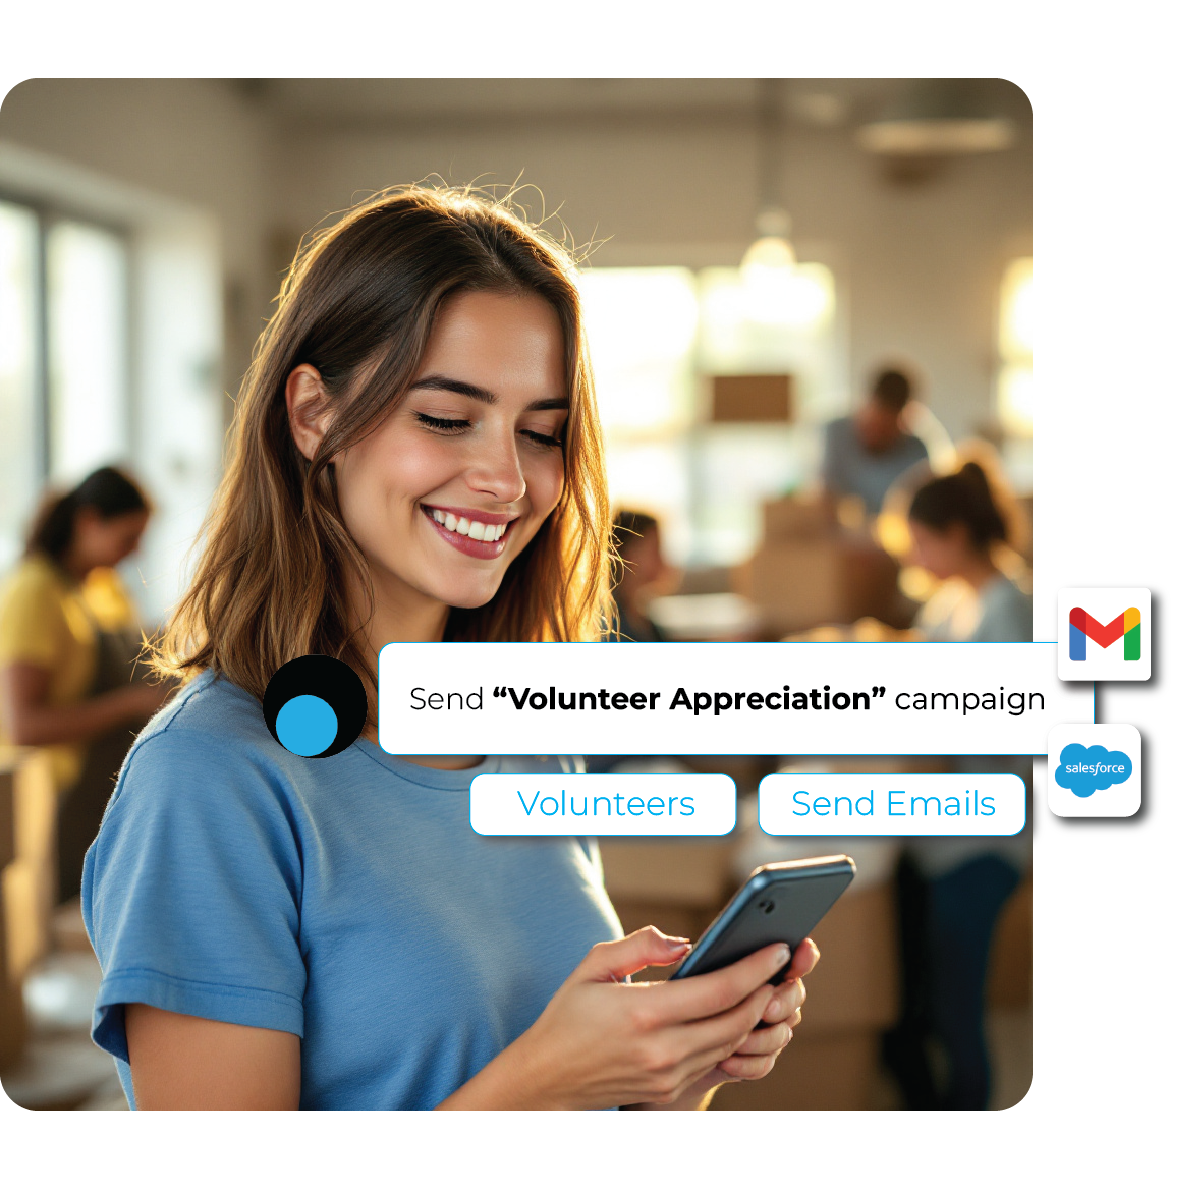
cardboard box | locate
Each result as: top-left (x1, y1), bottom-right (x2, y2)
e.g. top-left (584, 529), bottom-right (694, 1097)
top-left (762, 497), bottom-right (830, 540)
top-left (1, 750), bottom-right (58, 984)
top-left (709, 374), bottom-right (792, 423)
top-left (738, 535), bottom-right (904, 637)
top-left (0, 899), bottom-right (27, 1073)
top-left (0, 769), bottom-right (14, 872)
top-left (741, 540), bottom-right (844, 633)
top-left (0, 753), bottom-right (53, 1075)
top-left (597, 838), bottom-right (734, 908)
top-left (709, 1029), bottom-right (885, 1111)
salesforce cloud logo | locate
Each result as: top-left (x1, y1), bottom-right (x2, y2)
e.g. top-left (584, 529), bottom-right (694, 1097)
top-left (1054, 743), bottom-right (1133, 798)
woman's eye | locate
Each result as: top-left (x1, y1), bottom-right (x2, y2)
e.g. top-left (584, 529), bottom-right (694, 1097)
top-left (522, 428), bottom-right (564, 449)
top-left (415, 412), bottom-right (470, 433)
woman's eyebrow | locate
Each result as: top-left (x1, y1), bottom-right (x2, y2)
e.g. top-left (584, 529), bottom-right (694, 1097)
top-left (409, 374), bottom-right (497, 403)
top-left (409, 374), bottom-right (568, 411)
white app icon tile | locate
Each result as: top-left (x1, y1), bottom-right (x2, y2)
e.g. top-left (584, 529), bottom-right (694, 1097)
top-left (1057, 588), bottom-right (1151, 681)
top-left (1047, 723), bottom-right (1141, 818)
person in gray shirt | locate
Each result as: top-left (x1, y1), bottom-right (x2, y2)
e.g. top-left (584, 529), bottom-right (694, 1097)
top-left (822, 367), bottom-right (929, 517)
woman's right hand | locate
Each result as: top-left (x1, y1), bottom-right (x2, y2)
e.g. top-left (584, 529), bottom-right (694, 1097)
top-left (437, 927), bottom-right (790, 1110)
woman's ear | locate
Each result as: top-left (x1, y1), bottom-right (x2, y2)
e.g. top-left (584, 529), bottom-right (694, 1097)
top-left (286, 364), bottom-right (332, 461)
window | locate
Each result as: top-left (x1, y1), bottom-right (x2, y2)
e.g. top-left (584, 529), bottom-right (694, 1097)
top-left (580, 262), bottom-right (839, 567)
top-left (0, 201), bottom-right (40, 567)
top-left (0, 198), bottom-right (132, 568)
top-left (997, 257), bottom-right (1033, 486)
top-left (46, 221), bottom-right (131, 482)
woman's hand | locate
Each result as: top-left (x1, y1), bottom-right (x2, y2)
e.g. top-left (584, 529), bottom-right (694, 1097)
top-left (437, 927), bottom-right (791, 1111)
top-left (635, 937), bottom-right (821, 1111)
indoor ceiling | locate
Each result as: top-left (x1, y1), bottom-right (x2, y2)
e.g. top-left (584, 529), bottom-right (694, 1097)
top-left (237, 78), bottom-right (1032, 137)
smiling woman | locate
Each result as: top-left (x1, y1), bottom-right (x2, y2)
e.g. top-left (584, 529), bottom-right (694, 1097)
top-left (79, 186), bottom-right (818, 1112)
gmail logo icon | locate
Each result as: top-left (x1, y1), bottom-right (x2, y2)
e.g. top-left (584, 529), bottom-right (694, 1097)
top-left (1058, 589), bottom-right (1152, 681)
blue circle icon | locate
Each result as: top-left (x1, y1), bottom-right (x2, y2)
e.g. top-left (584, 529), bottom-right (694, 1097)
top-left (276, 694), bottom-right (338, 757)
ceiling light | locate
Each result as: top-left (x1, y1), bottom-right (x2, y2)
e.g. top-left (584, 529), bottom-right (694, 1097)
top-left (857, 117), bottom-right (1016, 156)
top-left (857, 80), bottom-right (1019, 158)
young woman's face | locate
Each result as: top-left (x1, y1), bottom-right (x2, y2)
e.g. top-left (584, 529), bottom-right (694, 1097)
top-left (333, 289), bottom-right (569, 612)
top-left (74, 508), bottom-right (149, 571)
top-left (908, 518), bottom-right (969, 580)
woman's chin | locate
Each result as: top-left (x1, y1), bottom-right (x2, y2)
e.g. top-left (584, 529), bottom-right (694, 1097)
top-left (430, 574), bottom-right (508, 612)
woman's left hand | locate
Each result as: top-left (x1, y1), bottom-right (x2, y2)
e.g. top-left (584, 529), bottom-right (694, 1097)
top-left (635, 937), bottom-right (820, 1111)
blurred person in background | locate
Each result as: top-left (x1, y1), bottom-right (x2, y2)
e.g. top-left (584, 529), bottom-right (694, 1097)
top-left (908, 460), bottom-right (1032, 645)
top-left (881, 459), bottom-right (1031, 1109)
top-left (0, 465), bottom-right (167, 902)
top-left (822, 366), bottom-right (929, 520)
top-left (608, 510), bottom-right (671, 642)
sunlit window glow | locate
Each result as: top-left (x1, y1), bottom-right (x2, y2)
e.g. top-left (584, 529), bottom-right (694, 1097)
top-left (997, 257), bottom-right (1032, 437)
top-left (578, 268), bottom-right (697, 435)
top-left (1000, 258), bottom-right (1033, 359)
top-left (47, 221), bottom-right (130, 483)
top-left (998, 364), bottom-right (1033, 436)
top-left (581, 260), bottom-right (837, 566)
top-left (0, 201), bottom-right (40, 567)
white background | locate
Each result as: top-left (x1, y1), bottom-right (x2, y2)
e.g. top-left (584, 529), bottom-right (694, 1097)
top-left (2, 7), bottom-right (1195, 1199)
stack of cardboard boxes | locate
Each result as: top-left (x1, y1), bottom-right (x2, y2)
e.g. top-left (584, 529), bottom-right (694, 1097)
top-left (733, 497), bottom-right (909, 639)
top-left (0, 750), bottom-right (58, 1072)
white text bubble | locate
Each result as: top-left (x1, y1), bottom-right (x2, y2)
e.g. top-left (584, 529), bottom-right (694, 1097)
top-left (379, 641), bottom-right (1092, 756)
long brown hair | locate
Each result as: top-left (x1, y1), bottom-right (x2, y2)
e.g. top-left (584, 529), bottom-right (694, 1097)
top-left (151, 185), bottom-right (610, 705)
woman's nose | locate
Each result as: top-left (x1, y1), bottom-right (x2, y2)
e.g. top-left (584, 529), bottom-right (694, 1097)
top-left (462, 431), bottom-right (526, 503)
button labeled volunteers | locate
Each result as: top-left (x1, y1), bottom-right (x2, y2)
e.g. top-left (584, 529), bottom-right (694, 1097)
top-left (470, 773), bottom-right (736, 836)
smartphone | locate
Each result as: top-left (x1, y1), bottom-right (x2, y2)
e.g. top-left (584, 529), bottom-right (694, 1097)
top-left (671, 855), bottom-right (856, 983)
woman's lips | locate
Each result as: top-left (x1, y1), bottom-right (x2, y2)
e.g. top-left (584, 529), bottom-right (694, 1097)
top-left (422, 505), bottom-right (517, 561)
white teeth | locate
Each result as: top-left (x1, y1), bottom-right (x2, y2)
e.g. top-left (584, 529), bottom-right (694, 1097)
top-left (428, 508), bottom-right (512, 542)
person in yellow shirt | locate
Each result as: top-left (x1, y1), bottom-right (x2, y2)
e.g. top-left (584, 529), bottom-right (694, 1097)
top-left (0, 465), bottom-right (168, 900)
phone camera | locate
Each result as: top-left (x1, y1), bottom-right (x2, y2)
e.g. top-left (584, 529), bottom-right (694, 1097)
top-left (760, 900), bottom-right (776, 914)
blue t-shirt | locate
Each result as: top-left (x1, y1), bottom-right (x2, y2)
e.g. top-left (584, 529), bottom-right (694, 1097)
top-left (81, 672), bottom-right (623, 1110)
